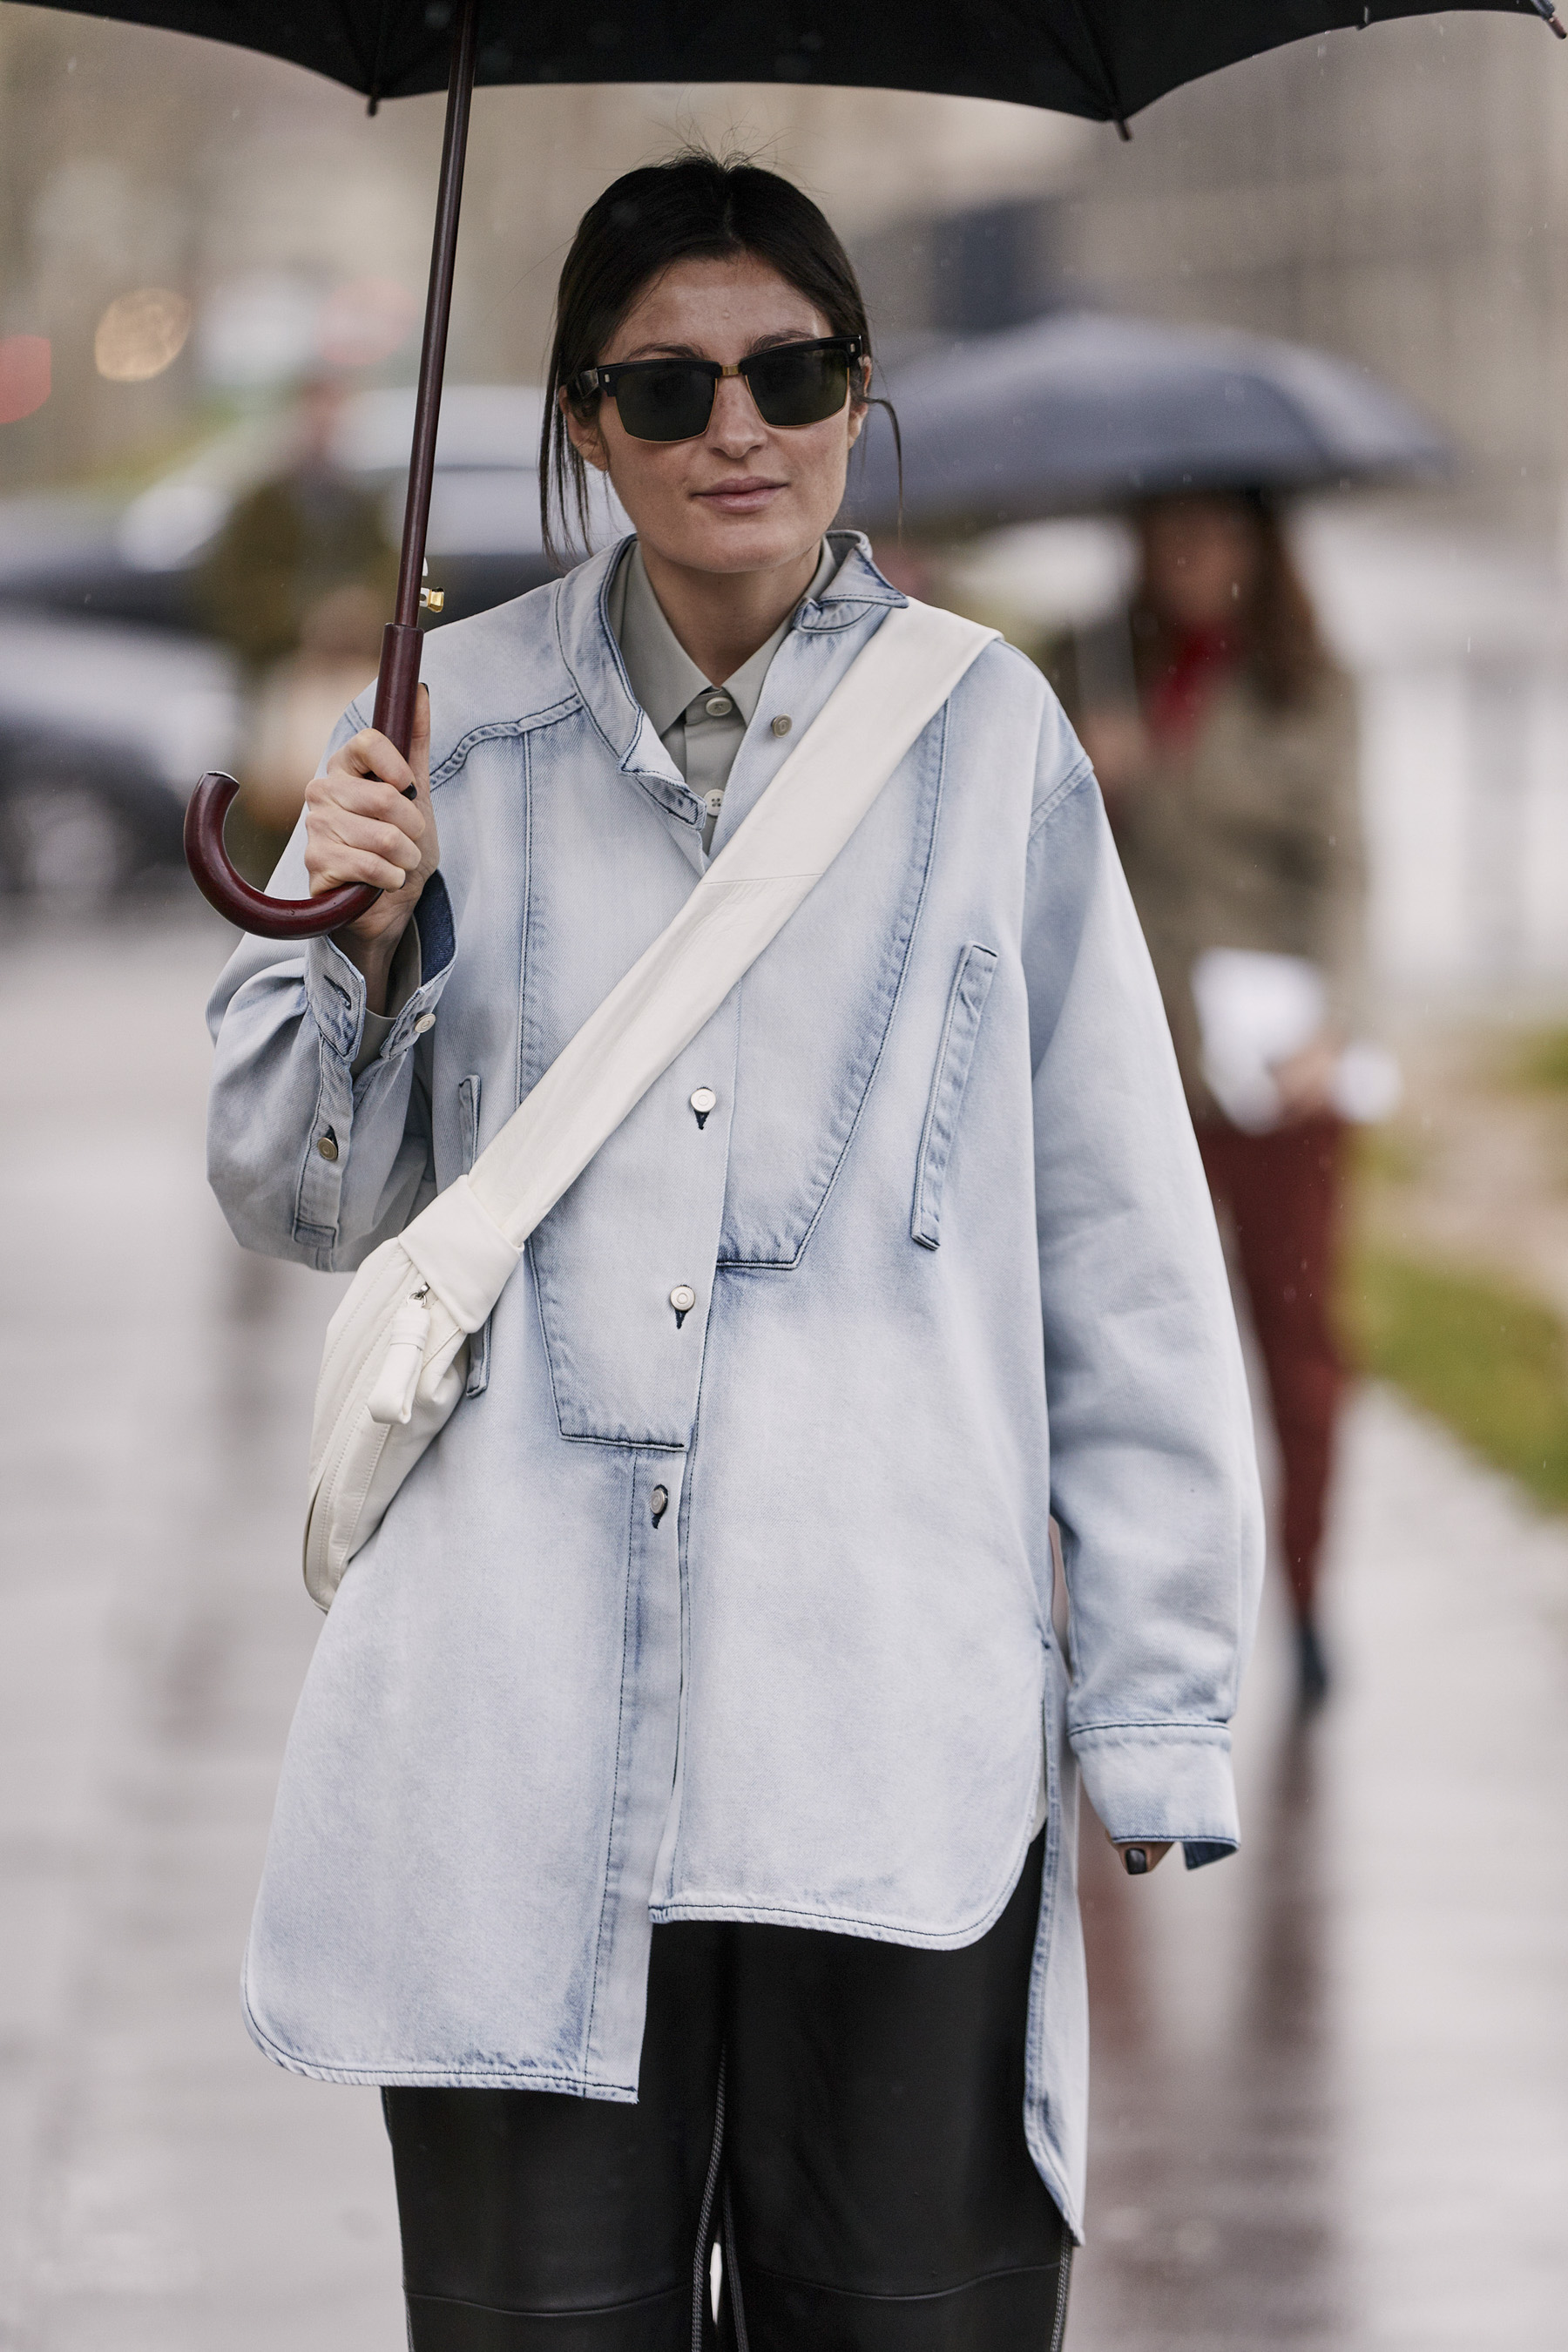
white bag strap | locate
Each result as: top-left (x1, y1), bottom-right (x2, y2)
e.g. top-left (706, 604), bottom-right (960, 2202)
top-left (462, 597), bottom-right (997, 1252)
top-left (305, 597), bottom-right (996, 1601)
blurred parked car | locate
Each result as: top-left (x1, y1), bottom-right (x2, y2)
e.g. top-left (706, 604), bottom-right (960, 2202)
top-left (0, 386), bottom-right (611, 894)
top-left (0, 613), bottom-right (236, 896)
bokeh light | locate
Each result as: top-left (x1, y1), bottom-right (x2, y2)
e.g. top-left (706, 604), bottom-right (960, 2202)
top-left (93, 287), bottom-right (193, 382)
top-left (0, 333), bottom-right (51, 422)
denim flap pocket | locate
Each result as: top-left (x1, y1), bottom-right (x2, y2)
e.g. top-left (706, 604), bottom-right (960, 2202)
top-left (911, 943), bottom-right (998, 1250)
top-left (458, 1074), bottom-right (491, 1397)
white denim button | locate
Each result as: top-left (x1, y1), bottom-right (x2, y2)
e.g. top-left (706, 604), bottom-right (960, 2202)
top-left (414, 1012), bottom-right (436, 1036)
top-left (669, 1284), bottom-right (697, 1314)
top-left (770, 714), bottom-right (792, 737)
top-left (703, 789), bottom-right (724, 818)
top-left (317, 1133), bottom-right (339, 1162)
top-left (704, 692), bottom-right (733, 718)
top-left (690, 1087), bottom-right (717, 1117)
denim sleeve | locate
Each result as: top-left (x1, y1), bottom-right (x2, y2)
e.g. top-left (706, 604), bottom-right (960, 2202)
top-left (1023, 753), bottom-right (1264, 1860)
top-left (205, 703), bottom-right (458, 1272)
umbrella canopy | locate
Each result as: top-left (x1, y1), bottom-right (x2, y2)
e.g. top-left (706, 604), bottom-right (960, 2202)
top-left (848, 311), bottom-right (1451, 534)
top-left (17, 0), bottom-right (1562, 932)
top-left (28, 1), bottom-right (1565, 125)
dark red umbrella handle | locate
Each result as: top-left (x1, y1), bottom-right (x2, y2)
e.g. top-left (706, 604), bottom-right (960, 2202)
top-left (183, 773), bottom-right (379, 940)
top-left (184, 621), bottom-right (422, 939)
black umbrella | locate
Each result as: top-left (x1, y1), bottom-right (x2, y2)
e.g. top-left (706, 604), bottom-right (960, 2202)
top-left (849, 309), bottom-right (1452, 533)
top-left (20, 0), bottom-right (1565, 936)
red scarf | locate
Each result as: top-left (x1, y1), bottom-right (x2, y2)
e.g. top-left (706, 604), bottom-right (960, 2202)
top-left (1146, 626), bottom-right (1238, 748)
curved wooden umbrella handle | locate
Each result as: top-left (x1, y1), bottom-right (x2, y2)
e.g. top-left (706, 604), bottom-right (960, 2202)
top-left (183, 772), bottom-right (377, 939)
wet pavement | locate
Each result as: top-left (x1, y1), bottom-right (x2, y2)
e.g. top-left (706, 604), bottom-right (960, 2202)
top-left (3, 906), bottom-right (1565, 2350)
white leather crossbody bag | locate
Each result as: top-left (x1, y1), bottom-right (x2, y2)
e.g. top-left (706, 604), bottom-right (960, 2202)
top-left (303, 598), bottom-right (997, 1605)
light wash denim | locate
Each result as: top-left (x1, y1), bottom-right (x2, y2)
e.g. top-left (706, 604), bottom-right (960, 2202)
top-left (206, 533), bottom-right (1262, 2238)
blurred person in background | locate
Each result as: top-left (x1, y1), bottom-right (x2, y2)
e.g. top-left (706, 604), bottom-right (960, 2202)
top-left (198, 373), bottom-right (396, 875)
top-left (1078, 494), bottom-right (1367, 1709)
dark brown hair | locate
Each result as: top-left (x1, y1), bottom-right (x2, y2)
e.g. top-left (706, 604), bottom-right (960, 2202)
top-left (1132, 493), bottom-right (1329, 709)
top-left (540, 151), bottom-right (882, 569)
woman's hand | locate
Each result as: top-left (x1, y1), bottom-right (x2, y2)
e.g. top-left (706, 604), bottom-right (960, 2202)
top-left (304, 686), bottom-right (437, 1012)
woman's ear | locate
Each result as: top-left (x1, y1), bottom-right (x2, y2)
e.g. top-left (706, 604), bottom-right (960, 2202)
top-left (560, 385), bottom-right (611, 476)
top-left (845, 355), bottom-right (873, 449)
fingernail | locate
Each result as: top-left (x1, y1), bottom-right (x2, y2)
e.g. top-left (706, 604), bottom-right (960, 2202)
top-left (1124, 1845), bottom-right (1149, 1876)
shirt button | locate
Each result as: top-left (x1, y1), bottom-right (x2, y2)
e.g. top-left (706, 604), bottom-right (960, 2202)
top-left (413, 1012), bottom-right (436, 1036)
top-left (317, 1133), bottom-right (339, 1162)
top-left (670, 1284), bottom-right (697, 1315)
top-left (771, 713), bottom-right (792, 736)
top-left (690, 1087), bottom-right (717, 1117)
top-left (705, 692), bottom-right (734, 718)
top-left (703, 789), bottom-right (725, 818)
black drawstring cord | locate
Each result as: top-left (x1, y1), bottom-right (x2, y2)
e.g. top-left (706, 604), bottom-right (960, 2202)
top-left (722, 2173), bottom-right (751, 2352)
top-left (692, 2051), bottom-right (728, 2351)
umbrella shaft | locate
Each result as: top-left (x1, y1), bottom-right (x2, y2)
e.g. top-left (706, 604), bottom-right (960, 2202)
top-left (377, 0), bottom-right (480, 753)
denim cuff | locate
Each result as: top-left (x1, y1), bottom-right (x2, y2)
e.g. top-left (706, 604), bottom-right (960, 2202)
top-left (302, 872), bottom-right (456, 1071)
top-left (293, 874), bottom-right (456, 1248)
top-left (352, 922), bottom-right (426, 1076)
top-left (1070, 1722), bottom-right (1240, 1856)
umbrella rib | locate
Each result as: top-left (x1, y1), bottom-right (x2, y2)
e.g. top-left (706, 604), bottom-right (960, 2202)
top-left (1065, 0), bottom-right (1132, 138)
top-left (368, 0), bottom-right (390, 109)
top-left (967, 0), bottom-right (1128, 131)
top-left (328, 0), bottom-right (376, 96)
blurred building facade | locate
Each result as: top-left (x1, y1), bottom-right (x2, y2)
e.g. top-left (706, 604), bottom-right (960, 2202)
top-left (0, 3), bottom-right (1087, 491)
top-left (1057, 12), bottom-right (1568, 555)
top-left (858, 13), bottom-right (1568, 554)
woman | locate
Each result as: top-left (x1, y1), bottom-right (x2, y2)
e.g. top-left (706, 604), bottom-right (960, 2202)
top-left (1079, 494), bottom-right (1365, 1707)
top-left (206, 157), bottom-right (1261, 2350)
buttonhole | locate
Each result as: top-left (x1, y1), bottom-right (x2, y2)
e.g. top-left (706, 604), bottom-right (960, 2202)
top-left (673, 1306), bottom-right (687, 1330)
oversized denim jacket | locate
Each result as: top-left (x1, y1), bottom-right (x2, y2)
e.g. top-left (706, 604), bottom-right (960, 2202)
top-left (206, 534), bottom-right (1262, 2238)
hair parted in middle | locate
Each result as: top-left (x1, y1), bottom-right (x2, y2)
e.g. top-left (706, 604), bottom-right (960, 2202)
top-left (539, 149), bottom-right (892, 569)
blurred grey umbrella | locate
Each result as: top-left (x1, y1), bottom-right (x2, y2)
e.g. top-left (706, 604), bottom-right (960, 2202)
top-left (848, 310), bottom-right (1452, 535)
top-left (14, 0), bottom-right (1554, 931)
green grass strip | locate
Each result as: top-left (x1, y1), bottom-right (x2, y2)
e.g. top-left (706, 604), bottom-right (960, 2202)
top-left (1347, 1244), bottom-right (1568, 1511)
top-left (1512, 1024), bottom-right (1568, 1092)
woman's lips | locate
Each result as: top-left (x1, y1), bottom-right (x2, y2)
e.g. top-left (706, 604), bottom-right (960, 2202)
top-left (694, 477), bottom-right (787, 513)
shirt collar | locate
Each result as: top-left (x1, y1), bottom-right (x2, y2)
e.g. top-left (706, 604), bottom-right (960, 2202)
top-left (550, 531), bottom-right (904, 822)
top-left (609, 538), bottom-right (841, 739)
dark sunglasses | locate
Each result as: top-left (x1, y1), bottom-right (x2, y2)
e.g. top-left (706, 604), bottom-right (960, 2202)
top-left (573, 335), bottom-right (864, 444)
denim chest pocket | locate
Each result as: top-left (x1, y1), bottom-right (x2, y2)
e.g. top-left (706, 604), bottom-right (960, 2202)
top-left (457, 1074), bottom-right (491, 1397)
top-left (716, 717), bottom-right (947, 1268)
top-left (911, 943), bottom-right (998, 1249)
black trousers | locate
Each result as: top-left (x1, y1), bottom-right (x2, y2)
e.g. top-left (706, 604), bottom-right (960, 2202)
top-left (383, 1834), bottom-right (1070, 2351)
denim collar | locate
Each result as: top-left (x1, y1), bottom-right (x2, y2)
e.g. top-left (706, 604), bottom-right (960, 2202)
top-left (553, 531), bottom-right (906, 831)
